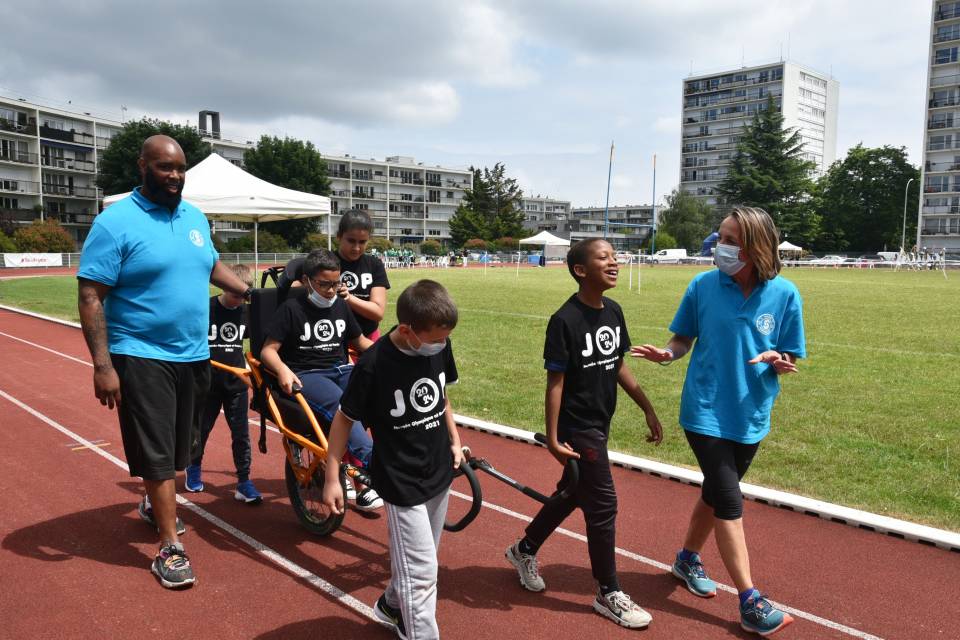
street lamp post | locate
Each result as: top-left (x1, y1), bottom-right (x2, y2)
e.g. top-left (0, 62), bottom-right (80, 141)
top-left (901, 178), bottom-right (914, 252)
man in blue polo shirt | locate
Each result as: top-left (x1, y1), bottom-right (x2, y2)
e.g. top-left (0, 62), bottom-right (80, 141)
top-left (78, 135), bottom-right (252, 589)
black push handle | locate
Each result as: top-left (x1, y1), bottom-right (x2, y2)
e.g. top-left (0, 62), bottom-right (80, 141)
top-left (532, 432), bottom-right (580, 501)
top-left (443, 457), bottom-right (483, 532)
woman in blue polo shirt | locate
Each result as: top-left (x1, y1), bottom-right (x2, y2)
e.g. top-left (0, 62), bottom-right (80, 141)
top-left (633, 206), bottom-right (805, 637)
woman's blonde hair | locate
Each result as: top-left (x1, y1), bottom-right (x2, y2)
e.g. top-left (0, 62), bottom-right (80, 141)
top-left (729, 206), bottom-right (781, 281)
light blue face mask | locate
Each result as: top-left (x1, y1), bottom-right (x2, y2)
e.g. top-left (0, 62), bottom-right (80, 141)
top-left (397, 329), bottom-right (446, 357)
top-left (306, 282), bottom-right (336, 309)
top-left (714, 242), bottom-right (746, 276)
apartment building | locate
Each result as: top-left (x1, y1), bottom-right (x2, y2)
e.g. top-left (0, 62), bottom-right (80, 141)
top-left (680, 61), bottom-right (839, 207)
top-left (0, 96), bottom-right (254, 244)
top-left (320, 154), bottom-right (472, 244)
top-left (521, 199), bottom-right (656, 251)
top-left (918, 0), bottom-right (960, 251)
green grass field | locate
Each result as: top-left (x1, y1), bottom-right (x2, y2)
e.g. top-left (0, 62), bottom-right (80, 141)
top-left (2, 265), bottom-right (958, 530)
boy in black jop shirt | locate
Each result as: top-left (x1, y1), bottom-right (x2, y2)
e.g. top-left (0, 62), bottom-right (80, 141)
top-left (260, 249), bottom-right (383, 510)
top-left (505, 238), bottom-right (664, 630)
top-left (322, 280), bottom-right (463, 640)
top-left (186, 263), bottom-right (261, 503)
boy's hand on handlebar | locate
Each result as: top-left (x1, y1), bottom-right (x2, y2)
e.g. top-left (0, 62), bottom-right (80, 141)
top-left (547, 439), bottom-right (580, 466)
top-left (279, 369), bottom-right (302, 395)
top-left (322, 479), bottom-right (344, 515)
top-left (451, 445), bottom-right (463, 469)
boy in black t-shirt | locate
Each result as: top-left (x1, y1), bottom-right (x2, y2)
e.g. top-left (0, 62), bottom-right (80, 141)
top-left (322, 280), bottom-right (462, 640)
top-left (505, 238), bottom-right (664, 630)
top-left (186, 263), bottom-right (261, 503)
top-left (260, 249), bottom-right (382, 510)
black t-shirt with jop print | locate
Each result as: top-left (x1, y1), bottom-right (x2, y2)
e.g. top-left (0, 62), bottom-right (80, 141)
top-left (543, 294), bottom-right (631, 438)
top-left (208, 295), bottom-right (248, 393)
top-left (338, 254), bottom-right (390, 336)
top-left (264, 294), bottom-right (361, 372)
top-left (339, 328), bottom-right (459, 506)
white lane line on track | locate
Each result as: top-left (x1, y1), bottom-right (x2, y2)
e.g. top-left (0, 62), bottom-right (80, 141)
top-left (0, 330), bottom-right (94, 367)
top-left (0, 325), bottom-right (887, 639)
top-left (0, 388), bottom-right (381, 626)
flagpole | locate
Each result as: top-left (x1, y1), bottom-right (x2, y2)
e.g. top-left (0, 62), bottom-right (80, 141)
top-left (604, 141), bottom-right (614, 239)
top-left (651, 153), bottom-right (657, 255)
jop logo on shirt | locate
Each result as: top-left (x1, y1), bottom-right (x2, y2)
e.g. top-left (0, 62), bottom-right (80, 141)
top-left (581, 325), bottom-right (621, 357)
top-left (389, 373), bottom-right (446, 418)
top-left (298, 319), bottom-right (347, 342)
top-left (341, 271), bottom-right (373, 291)
top-left (209, 322), bottom-right (244, 342)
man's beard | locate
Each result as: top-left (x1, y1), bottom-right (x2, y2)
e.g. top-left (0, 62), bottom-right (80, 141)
top-left (143, 170), bottom-right (183, 208)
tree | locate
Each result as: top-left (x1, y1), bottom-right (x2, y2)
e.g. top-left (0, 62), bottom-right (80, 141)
top-left (420, 239), bottom-right (442, 256)
top-left (224, 230), bottom-right (290, 253)
top-left (717, 95), bottom-right (820, 247)
top-left (0, 230), bottom-right (17, 253)
top-left (448, 163), bottom-right (524, 245)
top-left (650, 230), bottom-right (677, 250)
top-left (14, 220), bottom-right (76, 252)
top-left (816, 145), bottom-right (920, 252)
top-left (243, 136), bottom-right (331, 249)
top-left (464, 238), bottom-right (489, 251)
top-left (493, 236), bottom-right (519, 251)
top-left (97, 118), bottom-right (212, 195)
top-left (367, 237), bottom-right (393, 253)
top-left (659, 189), bottom-right (718, 251)
top-left (303, 232), bottom-right (335, 251)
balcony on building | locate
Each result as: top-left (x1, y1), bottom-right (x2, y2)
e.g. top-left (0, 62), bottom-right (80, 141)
top-left (0, 149), bottom-right (38, 166)
top-left (41, 154), bottom-right (96, 173)
top-left (930, 72), bottom-right (960, 88)
top-left (38, 125), bottom-right (95, 147)
top-left (936, 4), bottom-right (960, 22)
top-left (0, 115), bottom-right (38, 136)
top-left (41, 183), bottom-right (98, 199)
top-left (0, 178), bottom-right (41, 195)
top-left (0, 206), bottom-right (37, 223)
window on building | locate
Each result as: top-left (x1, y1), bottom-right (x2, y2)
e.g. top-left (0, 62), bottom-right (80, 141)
top-left (935, 47), bottom-right (959, 64)
top-left (0, 196), bottom-right (19, 209)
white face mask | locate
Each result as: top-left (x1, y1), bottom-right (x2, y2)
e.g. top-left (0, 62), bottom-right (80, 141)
top-left (714, 242), bottom-right (746, 276)
top-left (306, 282), bottom-right (336, 309)
top-left (397, 329), bottom-right (446, 357)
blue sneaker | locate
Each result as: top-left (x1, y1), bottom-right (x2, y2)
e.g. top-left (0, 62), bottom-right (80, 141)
top-left (234, 480), bottom-right (262, 504)
top-left (740, 591), bottom-right (794, 636)
top-left (672, 551), bottom-right (716, 597)
top-left (184, 465), bottom-right (204, 492)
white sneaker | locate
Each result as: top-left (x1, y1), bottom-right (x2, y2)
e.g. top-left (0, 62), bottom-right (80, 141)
top-left (593, 590), bottom-right (652, 629)
top-left (505, 541), bottom-right (545, 592)
top-left (355, 487), bottom-right (383, 511)
top-left (344, 476), bottom-right (357, 501)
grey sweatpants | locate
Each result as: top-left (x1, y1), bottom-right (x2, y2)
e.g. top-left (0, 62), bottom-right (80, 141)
top-left (384, 489), bottom-right (450, 640)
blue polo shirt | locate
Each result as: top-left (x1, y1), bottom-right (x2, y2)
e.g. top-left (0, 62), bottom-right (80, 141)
top-left (78, 188), bottom-right (218, 362)
top-left (670, 270), bottom-right (806, 444)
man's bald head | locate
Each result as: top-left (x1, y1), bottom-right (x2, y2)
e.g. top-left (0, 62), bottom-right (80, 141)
top-left (140, 135), bottom-right (184, 163)
top-left (138, 135), bottom-right (187, 209)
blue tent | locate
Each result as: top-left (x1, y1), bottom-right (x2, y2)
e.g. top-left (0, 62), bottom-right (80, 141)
top-left (700, 231), bottom-right (719, 256)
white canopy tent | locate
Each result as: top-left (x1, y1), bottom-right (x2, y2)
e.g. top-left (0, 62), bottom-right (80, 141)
top-left (516, 231), bottom-right (572, 275)
top-left (778, 240), bottom-right (803, 254)
top-left (104, 153), bottom-right (331, 270)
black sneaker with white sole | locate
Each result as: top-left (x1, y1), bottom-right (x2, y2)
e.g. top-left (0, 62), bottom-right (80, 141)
top-left (355, 487), bottom-right (384, 511)
top-left (373, 594), bottom-right (407, 640)
top-left (138, 496), bottom-right (186, 536)
top-left (151, 542), bottom-right (196, 589)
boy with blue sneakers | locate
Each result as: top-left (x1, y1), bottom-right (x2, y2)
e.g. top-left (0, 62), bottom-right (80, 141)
top-left (505, 238), bottom-right (663, 630)
top-left (186, 263), bottom-right (261, 503)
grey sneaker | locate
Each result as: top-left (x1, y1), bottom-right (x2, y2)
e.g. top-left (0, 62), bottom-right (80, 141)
top-left (505, 541), bottom-right (545, 592)
top-left (138, 496), bottom-right (186, 536)
top-left (593, 590), bottom-right (652, 629)
top-left (151, 542), bottom-right (196, 589)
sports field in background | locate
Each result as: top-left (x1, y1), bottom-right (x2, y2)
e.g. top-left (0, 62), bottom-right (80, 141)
top-left (1, 264), bottom-right (958, 530)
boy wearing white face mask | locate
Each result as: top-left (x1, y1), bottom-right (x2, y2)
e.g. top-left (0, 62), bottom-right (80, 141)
top-left (323, 280), bottom-right (463, 640)
top-left (260, 249), bottom-right (383, 511)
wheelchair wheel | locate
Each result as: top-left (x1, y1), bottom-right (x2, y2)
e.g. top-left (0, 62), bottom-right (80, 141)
top-left (284, 443), bottom-right (346, 537)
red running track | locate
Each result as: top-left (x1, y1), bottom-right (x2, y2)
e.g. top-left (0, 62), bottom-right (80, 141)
top-left (0, 308), bottom-right (957, 640)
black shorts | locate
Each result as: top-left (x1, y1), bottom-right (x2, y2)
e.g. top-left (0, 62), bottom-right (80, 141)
top-left (112, 354), bottom-right (210, 481)
top-left (684, 430), bottom-right (760, 520)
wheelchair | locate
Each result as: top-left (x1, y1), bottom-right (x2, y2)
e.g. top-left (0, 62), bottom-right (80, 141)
top-left (210, 265), bottom-right (578, 538)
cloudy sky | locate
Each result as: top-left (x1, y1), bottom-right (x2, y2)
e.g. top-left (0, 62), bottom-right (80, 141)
top-left (1, 1), bottom-right (932, 207)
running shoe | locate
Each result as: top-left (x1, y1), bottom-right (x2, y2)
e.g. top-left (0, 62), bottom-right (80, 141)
top-left (138, 495), bottom-right (186, 536)
top-left (344, 476), bottom-right (357, 501)
top-left (355, 487), bottom-right (384, 511)
top-left (505, 541), bottom-right (545, 592)
top-left (672, 551), bottom-right (717, 597)
top-left (234, 480), bottom-right (263, 504)
top-left (151, 542), bottom-right (196, 589)
top-left (593, 589), bottom-right (653, 629)
top-left (740, 591), bottom-right (794, 636)
top-left (184, 464), bottom-right (204, 492)
top-left (373, 594), bottom-right (408, 640)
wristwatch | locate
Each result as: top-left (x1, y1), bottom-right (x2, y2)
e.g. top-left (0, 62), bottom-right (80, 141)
top-left (242, 287), bottom-right (253, 301)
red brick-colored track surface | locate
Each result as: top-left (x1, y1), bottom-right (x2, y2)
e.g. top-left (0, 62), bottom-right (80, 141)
top-left (1, 308), bottom-right (957, 640)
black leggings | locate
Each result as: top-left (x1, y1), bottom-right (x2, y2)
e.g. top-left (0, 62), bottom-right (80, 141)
top-left (685, 430), bottom-right (759, 520)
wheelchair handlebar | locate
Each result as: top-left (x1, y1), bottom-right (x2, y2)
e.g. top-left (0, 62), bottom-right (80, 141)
top-left (532, 432), bottom-right (580, 501)
top-left (442, 455), bottom-right (483, 533)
